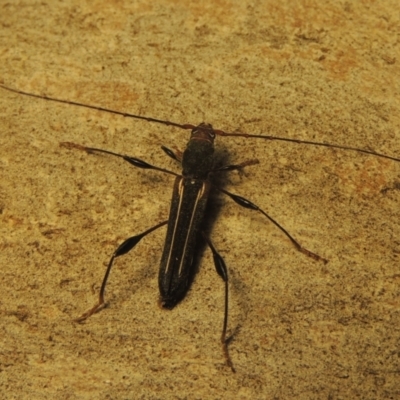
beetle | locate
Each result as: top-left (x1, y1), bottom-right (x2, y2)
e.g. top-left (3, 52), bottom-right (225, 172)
top-left (1, 83), bottom-right (399, 371)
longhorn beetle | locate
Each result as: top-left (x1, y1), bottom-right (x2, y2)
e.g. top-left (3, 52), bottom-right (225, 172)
top-left (1, 83), bottom-right (399, 372)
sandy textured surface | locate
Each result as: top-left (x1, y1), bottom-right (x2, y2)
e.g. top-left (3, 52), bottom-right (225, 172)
top-left (1, 1), bottom-right (399, 398)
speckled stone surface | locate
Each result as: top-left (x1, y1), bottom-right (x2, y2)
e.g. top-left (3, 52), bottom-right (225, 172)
top-left (0, 1), bottom-right (399, 398)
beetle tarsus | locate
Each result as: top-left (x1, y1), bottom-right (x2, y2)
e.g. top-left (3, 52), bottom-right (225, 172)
top-left (74, 301), bottom-right (106, 323)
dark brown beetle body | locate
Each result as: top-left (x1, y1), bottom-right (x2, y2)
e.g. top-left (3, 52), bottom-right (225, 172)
top-left (159, 124), bottom-right (215, 308)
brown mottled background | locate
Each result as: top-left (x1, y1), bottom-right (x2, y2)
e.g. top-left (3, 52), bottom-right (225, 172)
top-left (0, 1), bottom-right (399, 398)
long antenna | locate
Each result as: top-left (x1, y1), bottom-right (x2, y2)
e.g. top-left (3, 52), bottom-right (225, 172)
top-left (1, 83), bottom-right (399, 162)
